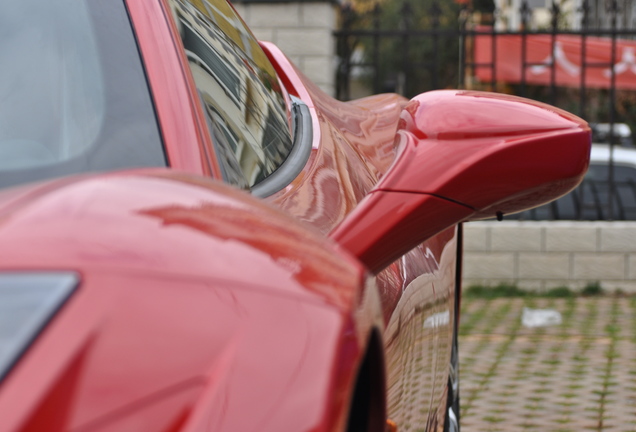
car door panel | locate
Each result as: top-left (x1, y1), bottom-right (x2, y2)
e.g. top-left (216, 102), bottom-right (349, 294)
top-left (261, 44), bottom-right (458, 428)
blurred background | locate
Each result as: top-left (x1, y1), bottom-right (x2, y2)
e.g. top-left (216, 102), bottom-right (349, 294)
top-left (231, 0), bottom-right (636, 429)
top-left (233, 0), bottom-right (636, 293)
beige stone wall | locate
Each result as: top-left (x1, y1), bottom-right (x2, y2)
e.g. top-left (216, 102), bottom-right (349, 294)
top-left (463, 221), bottom-right (636, 293)
top-left (233, 2), bottom-right (337, 95)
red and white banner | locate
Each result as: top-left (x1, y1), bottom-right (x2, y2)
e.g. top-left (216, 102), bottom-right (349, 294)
top-left (474, 28), bottom-right (636, 89)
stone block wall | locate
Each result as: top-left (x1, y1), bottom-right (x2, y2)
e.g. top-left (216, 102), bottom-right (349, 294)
top-left (463, 221), bottom-right (636, 293)
top-left (233, 1), bottom-right (338, 95)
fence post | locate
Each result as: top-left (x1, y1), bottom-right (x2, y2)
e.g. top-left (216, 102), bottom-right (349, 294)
top-left (430, 1), bottom-right (441, 91)
top-left (579, 0), bottom-right (589, 120)
top-left (520, 0), bottom-right (530, 98)
top-left (399, 1), bottom-right (413, 96)
top-left (490, 7), bottom-right (497, 91)
top-left (549, 1), bottom-right (560, 106)
top-left (373, 3), bottom-right (381, 94)
top-left (336, 3), bottom-right (355, 101)
top-left (608, 0), bottom-right (618, 220)
top-left (458, 3), bottom-right (469, 89)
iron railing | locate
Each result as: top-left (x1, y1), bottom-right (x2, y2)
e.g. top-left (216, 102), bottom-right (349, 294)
top-left (334, 0), bottom-right (636, 220)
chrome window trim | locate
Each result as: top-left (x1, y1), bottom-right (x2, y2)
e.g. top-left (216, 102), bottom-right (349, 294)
top-left (251, 96), bottom-right (313, 198)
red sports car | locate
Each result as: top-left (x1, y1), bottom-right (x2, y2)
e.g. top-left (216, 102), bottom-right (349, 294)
top-left (0, 0), bottom-right (590, 431)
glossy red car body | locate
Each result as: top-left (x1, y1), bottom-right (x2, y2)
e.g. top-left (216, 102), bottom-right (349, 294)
top-left (0, 1), bottom-right (591, 431)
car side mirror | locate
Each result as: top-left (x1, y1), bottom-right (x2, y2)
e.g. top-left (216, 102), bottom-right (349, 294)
top-left (330, 90), bottom-right (591, 273)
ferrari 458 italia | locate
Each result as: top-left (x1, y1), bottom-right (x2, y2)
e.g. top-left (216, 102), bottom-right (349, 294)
top-left (0, 1), bottom-right (591, 431)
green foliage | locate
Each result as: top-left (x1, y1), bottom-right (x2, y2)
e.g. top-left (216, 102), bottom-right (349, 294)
top-left (544, 286), bottom-right (575, 298)
top-left (581, 281), bottom-right (603, 296)
top-left (464, 283), bottom-right (610, 298)
top-left (347, 0), bottom-right (463, 97)
top-left (472, 0), bottom-right (495, 13)
top-left (464, 283), bottom-right (528, 298)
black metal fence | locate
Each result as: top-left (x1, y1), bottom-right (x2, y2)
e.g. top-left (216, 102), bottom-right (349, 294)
top-left (336, 1), bottom-right (463, 100)
top-left (334, 0), bottom-right (636, 220)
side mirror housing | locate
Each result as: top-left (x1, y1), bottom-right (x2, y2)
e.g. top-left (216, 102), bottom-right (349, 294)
top-left (330, 90), bottom-right (591, 273)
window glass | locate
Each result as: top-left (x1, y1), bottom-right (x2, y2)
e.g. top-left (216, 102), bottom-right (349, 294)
top-left (0, 0), bottom-right (165, 190)
top-left (167, 0), bottom-right (293, 188)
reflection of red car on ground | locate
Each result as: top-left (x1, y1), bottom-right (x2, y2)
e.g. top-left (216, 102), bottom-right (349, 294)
top-left (0, 0), bottom-right (590, 431)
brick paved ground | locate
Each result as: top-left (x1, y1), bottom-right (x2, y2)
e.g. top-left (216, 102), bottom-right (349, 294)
top-left (459, 296), bottom-right (636, 432)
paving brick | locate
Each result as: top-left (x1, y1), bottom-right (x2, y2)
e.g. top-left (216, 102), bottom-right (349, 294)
top-left (275, 29), bottom-right (333, 56)
top-left (627, 254), bottom-right (636, 280)
top-left (600, 224), bottom-right (636, 252)
top-left (300, 3), bottom-right (336, 28)
top-left (491, 224), bottom-right (543, 252)
top-left (286, 55), bottom-right (303, 68)
top-left (572, 253), bottom-right (626, 280)
top-left (248, 27), bottom-right (274, 43)
top-left (545, 225), bottom-right (598, 252)
top-left (517, 252), bottom-right (570, 279)
top-left (460, 297), bottom-right (636, 432)
top-left (245, 4), bottom-right (300, 27)
top-left (461, 222), bottom-right (636, 289)
top-left (232, 3), bottom-right (247, 19)
top-left (462, 252), bottom-right (516, 279)
top-left (302, 56), bottom-right (334, 93)
top-left (463, 224), bottom-right (490, 252)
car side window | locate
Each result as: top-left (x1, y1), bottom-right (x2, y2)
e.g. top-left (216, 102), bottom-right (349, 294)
top-left (166, 0), bottom-right (293, 189)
